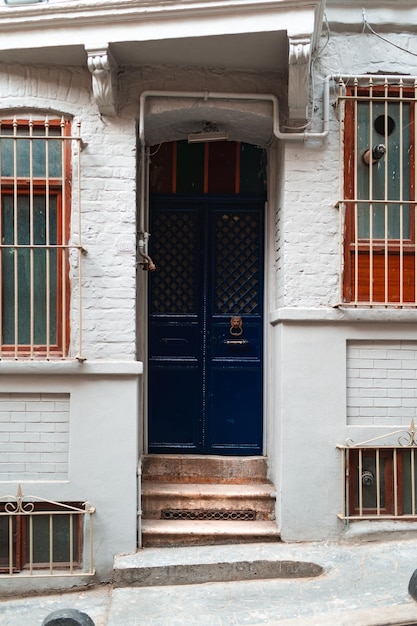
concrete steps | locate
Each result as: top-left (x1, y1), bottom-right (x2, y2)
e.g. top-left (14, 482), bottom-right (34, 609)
top-left (140, 455), bottom-right (280, 547)
top-left (142, 454), bottom-right (269, 484)
top-left (113, 543), bottom-right (324, 588)
top-left (142, 482), bottom-right (276, 520)
top-left (141, 519), bottom-right (281, 547)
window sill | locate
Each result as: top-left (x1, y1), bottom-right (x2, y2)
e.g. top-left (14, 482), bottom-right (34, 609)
top-left (0, 360), bottom-right (143, 376)
top-left (343, 520), bottom-right (417, 543)
top-left (269, 306), bottom-right (417, 325)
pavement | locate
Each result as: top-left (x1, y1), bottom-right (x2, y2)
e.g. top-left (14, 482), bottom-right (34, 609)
top-left (2, 538), bottom-right (417, 625)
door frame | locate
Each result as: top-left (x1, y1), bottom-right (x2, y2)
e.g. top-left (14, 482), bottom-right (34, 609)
top-left (139, 145), bottom-right (274, 458)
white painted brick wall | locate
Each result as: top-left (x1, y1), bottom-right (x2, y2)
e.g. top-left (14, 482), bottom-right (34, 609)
top-left (2, 33), bottom-right (417, 358)
top-left (347, 341), bottom-right (417, 426)
top-left (0, 63), bottom-right (137, 361)
top-left (279, 135), bottom-right (341, 307)
top-left (277, 31), bottom-right (417, 309)
top-left (0, 393), bottom-right (69, 480)
top-left (0, 62), bottom-right (288, 359)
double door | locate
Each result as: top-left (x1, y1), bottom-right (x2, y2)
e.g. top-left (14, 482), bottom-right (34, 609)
top-left (148, 195), bottom-right (264, 455)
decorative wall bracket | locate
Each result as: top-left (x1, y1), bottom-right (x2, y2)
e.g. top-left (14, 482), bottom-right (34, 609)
top-left (288, 36), bottom-right (312, 122)
top-left (85, 44), bottom-right (118, 116)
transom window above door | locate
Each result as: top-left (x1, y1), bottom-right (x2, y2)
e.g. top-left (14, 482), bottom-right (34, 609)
top-left (149, 140), bottom-right (266, 195)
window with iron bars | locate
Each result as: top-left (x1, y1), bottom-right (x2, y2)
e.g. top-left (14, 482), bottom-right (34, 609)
top-left (0, 116), bottom-right (83, 359)
top-left (0, 502), bottom-right (84, 573)
top-left (340, 77), bottom-right (417, 306)
top-left (0, 487), bottom-right (95, 576)
top-left (338, 423), bottom-right (417, 520)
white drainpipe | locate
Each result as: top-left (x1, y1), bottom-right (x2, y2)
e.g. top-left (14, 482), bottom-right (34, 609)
top-left (137, 459), bottom-right (142, 549)
top-left (138, 76), bottom-right (331, 251)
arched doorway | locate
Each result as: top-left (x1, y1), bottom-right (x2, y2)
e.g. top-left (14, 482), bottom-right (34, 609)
top-left (147, 140), bottom-right (266, 455)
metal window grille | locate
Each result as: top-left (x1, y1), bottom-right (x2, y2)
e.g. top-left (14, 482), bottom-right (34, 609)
top-left (0, 116), bottom-right (84, 359)
top-left (338, 76), bottom-right (417, 306)
top-left (0, 485), bottom-right (95, 577)
top-left (337, 420), bottom-right (417, 520)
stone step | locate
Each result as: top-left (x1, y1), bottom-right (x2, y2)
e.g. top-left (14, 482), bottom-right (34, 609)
top-left (140, 519), bottom-right (281, 547)
top-left (113, 542), bottom-right (324, 589)
top-left (142, 454), bottom-right (268, 484)
top-left (142, 481), bottom-right (276, 520)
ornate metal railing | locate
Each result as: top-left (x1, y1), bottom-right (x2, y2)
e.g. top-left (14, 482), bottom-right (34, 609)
top-left (0, 485), bottom-right (95, 577)
top-left (338, 420), bottom-right (417, 520)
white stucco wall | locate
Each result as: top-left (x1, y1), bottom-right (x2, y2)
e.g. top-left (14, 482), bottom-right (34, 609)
top-left (0, 363), bottom-right (141, 593)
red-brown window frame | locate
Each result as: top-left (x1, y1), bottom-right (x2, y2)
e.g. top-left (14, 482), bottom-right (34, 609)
top-left (343, 86), bottom-right (416, 304)
top-left (0, 118), bottom-right (71, 357)
top-left (346, 448), bottom-right (413, 517)
top-left (348, 448), bottom-right (395, 516)
top-left (0, 501), bottom-right (83, 573)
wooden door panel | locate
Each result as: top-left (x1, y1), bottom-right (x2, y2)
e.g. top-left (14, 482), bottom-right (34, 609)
top-left (148, 196), bottom-right (264, 455)
top-left (349, 251), bottom-right (416, 302)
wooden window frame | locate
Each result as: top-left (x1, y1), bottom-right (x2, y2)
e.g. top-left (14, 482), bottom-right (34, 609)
top-left (0, 502), bottom-right (83, 573)
top-left (347, 448), bottom-right (409, 517)
top-left (0, 118), bottom-right (71, 356)
top-left (343, 86), bottom-right (416, 304)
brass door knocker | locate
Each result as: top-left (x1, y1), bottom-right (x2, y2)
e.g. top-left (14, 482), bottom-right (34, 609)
top-left (229, 316), bottom-right (243, 336)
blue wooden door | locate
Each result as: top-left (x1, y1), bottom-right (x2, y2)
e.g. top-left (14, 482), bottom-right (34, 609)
top-left (148, 195), bottom-right (264, 455)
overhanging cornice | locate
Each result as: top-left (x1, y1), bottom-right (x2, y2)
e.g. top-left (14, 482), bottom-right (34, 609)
top-left (0, 0), bottom-right (324, 30)
top-left (0, 0), bottom-right (325, 118)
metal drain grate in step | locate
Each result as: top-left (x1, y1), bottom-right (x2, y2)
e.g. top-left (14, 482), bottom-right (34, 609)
top-left (161, 509), bottom-right (256, 521)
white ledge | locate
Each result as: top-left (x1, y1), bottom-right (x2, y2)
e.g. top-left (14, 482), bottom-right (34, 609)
top-left (0, 360), bottom-right (143, 375)
top-left (269, 307), bottom-right (417, 325)
top-left (0, 0), bottom-right (323, 23)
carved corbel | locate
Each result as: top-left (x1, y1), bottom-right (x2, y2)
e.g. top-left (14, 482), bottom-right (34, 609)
top-left (85, 44), bottom-right (118, 116)
top-left (288, 37), bottom-right (312, 122)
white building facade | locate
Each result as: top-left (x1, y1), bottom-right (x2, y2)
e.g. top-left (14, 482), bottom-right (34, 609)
top-left (1, 0), bottom-right (417, 592)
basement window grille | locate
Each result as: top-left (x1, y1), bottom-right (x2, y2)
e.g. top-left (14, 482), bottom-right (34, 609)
top-left (0, 486), bottom-right (95, 577)
top-left (338, 76), bottom-right (417, 306)
top-left (161, 509), bottom-right (256, 521)
top-left (0, 116), bottom-right (84, 359)
top-left (338, 421), bottom-right (417, 520)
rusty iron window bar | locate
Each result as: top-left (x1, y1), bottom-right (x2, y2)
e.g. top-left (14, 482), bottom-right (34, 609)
top-left (0, 485), bottom-right (95, 577)
top-left (336, 75), bottom-right (417, 307)
top-left (337, 419), bottom-right (417, 521)
top-left (0, 116), bottom-right (85, 360)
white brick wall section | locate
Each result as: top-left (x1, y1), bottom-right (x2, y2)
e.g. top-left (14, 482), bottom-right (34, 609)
top-left (0, 63), bottom-right (137, 361)
top-left (2, 42), bottom-right (417, 350)
top-left (0, 393), bottom-right (69, 481)
top-left (347, 341), bottom-right (417, 426)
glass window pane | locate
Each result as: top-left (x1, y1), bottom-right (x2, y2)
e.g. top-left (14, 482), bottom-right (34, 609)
top-left (240, 143), bottom-right (267, 194)
top-left (176, 141), bottom-right (204, 193)
top-left (0, 127), bottom-right (62, 178)
top-left (27, 514), bottom-right (79, 564)
top-left (354, 451), bottom-right (386, 509)
top-left (356, 101), bottom-right (411, 239)
top-left (1, 194), bottom-right (58, 345)
top-left (401, 449), bottom-right (417, 515)
top-left (0, 515), bottom-right (14, 569)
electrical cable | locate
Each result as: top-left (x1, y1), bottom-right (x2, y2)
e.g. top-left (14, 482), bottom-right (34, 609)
top-left (363, 13), bottom-right (417, 58)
